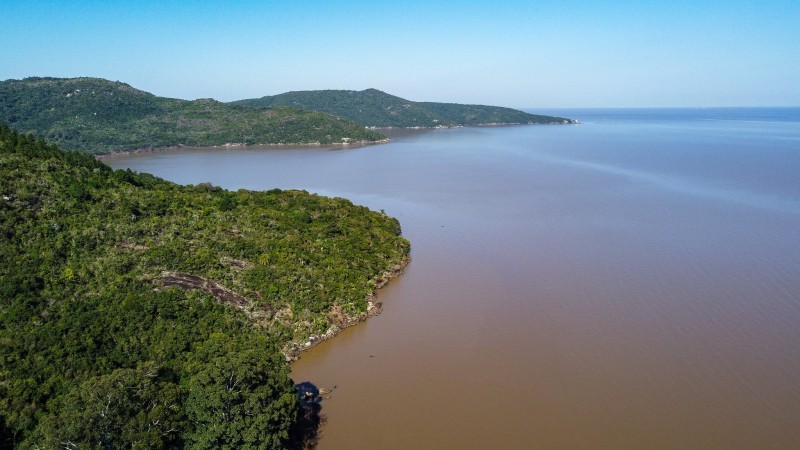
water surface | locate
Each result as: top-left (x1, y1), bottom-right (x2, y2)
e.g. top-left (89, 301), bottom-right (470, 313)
top-left (106, 108), bottom-right (800, 448)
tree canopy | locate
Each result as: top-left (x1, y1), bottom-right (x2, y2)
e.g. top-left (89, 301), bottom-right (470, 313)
top-left (233, 88), bottom-right (575, 127)
top-left (0, 123), bottom-right (409, 447)
top-left (0, 77), bottom-right (387, 154)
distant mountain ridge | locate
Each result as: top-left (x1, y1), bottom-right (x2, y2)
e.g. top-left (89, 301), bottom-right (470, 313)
top-left (0, 77), bottom-right (386, 154)
top-left (233, 88), bottom-right (575, 128)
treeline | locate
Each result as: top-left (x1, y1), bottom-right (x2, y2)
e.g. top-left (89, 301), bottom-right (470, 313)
top-left (233, 88), bottom-right (575, 127)
top-left (0, 77), bottom-right (574, 155)
top-left (0, 123), bottom-right (409, 448)
top-left (0, 77), bottom-right (387, 154)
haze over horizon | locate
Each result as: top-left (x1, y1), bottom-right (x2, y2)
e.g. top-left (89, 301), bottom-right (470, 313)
top-left (2, 0), bottom-right (798, 108)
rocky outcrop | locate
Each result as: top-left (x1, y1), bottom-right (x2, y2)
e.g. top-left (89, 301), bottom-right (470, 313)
top-left (157, 271), bottom-right (251, 309)
top-left (153, 255), bottom-right (410, 363)
top-left (283, 255), bottom-right (410, 361)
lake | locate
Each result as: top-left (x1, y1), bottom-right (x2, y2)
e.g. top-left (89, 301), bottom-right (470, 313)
top-left (105, 108), bottom-right (800, 448)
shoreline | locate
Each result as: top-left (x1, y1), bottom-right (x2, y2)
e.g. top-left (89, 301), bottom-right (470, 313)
top-left (101, 138), bottom-right (409, 363)
top-left (368, 120), bottom-right (578, 130)
top-left (284, 254), bottom-right (411, 362)
top-left (94, 138), bottom-right (391, 160)
top-left (93, 121), bottom-right (577, 161)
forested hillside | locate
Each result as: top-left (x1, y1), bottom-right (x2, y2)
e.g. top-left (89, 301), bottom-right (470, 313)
top-left (0, 77), bottom-right (387, 154)
top-left (0, 124), bottom-right (409, 448)
top-left (233, 88), bottom-right (575, 127)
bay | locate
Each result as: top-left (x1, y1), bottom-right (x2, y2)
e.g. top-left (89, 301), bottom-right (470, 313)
top-left (105, 108), bottom-right (800, 448)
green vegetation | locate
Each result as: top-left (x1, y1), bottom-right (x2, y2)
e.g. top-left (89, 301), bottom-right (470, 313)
top-left (233, 88), bottom-right (575, 127)
top-left (0, 123), bottom-right (409, 448)
top-left (0, 77), bottom-right (387, 154)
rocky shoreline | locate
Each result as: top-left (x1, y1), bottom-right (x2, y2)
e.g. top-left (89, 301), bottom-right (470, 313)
top-left (144, 253), bottom-right (410, 364)
top-left (284, 255), bottom-right (410, 362)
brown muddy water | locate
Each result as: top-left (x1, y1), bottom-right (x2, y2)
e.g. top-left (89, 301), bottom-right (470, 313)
top-left (105, 108), bottom-right (800, 448)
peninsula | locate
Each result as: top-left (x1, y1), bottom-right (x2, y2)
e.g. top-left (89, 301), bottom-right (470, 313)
top-left (0, 77), bottom-right (387, 154)
top-left (0, 123), bottom-right (409, 447)
top-left (234, 88), bottom-right (575, 128)
top-left (0, 77), bottom-right (576, 155)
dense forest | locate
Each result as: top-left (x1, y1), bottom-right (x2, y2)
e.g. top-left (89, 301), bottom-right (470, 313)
top-left (0, 78), bottom-right (387, 154)
top-left (0, 123), bottom-right (409, 448)
top-left (233, 88), bottom-right (575, 127)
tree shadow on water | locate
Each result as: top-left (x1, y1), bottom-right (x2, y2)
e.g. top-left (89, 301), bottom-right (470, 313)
top-left (289, 381), bottom-right (326, 449)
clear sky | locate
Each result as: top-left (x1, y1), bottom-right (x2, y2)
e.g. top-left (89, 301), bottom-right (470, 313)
top-left (2, 0), bottom-right (798, 108)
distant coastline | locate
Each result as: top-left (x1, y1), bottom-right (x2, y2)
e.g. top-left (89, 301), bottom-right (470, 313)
top-left (368, 120), bottom-right (579, 130)
top-left (95, 138), bottom-right (391, 160)
top-left (233, 88), bottom-right (576, 127)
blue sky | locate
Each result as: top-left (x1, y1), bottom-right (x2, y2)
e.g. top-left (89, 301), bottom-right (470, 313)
top-left (2, 0), bottom-right (798, 107)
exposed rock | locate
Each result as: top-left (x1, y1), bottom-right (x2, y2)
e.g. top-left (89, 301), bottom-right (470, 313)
top-left (284, 254), bottom-right (410, 361)
top-left (158, 271), bottom-right (250, 309)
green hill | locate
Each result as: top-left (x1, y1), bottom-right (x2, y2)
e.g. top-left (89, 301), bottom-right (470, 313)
top-left (0, 77), bottom-right (386, 154)
top-left (0, 123), bottom-right (409, 447)
top-left (233, 88), bottom-right (575, 127)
